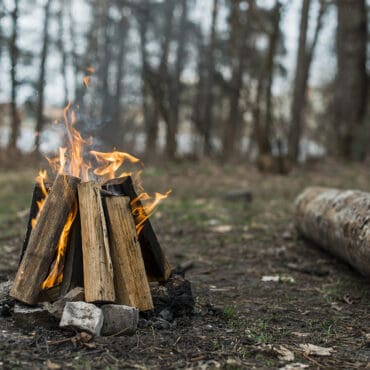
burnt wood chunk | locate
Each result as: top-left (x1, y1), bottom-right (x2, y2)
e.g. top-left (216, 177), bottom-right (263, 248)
top-left (11, 175), bottom-right (81, 305)
top-left (104, 195), bottom-right (154, 311)
top-left (78, 181), bottom-right (115, 303)
top-left (103, 176), bottom-right (171, 282)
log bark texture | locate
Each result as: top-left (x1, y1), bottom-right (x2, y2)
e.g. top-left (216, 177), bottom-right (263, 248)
top-left (78, 181), bottom-right (115, 303)
top-left (104, 196), bottom-right (154, 311)
top-left (103, 176), bottom-right (171, 282)
top-left (295, 187), bottom-right (370, 277)
top-left (11, 175), bottom-right (80, 305)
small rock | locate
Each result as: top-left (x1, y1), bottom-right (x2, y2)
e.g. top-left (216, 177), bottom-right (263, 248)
top-left (159, 309), bottom-right (174, 322)
top-left (223, 190), bottom-right (253, 203)
top-left (60, 302), bottom-right (103, 336)
top-left (101, 304), bottom-right (138, 336)
top-left (152, 318), bottom-right (171, 330)
top-left (14, 303), bottom-right (57, 329)
top-left (43, 287), bottom-right (85, 319)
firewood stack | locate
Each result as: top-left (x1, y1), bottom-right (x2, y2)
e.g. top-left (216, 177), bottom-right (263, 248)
top-left (10, 174), bottom-right (172, 311)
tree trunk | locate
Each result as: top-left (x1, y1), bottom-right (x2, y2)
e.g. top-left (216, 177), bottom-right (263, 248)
top-left (222, 1), bottom-right (246, 160)
top-left (295, 187), bottom-right (370, 277)
top-left (202, 0), bottom-right (219, 156)
top-left (8, 0), bottom-right (20, 153)
top-left (58, 0), bottom-right (69, 105)
top-left (334, 0), bottom-right (368, 161)
top-left (34, 0), bottom-right (52, 154)
top-left (288, 0), bottom-right (311, 161)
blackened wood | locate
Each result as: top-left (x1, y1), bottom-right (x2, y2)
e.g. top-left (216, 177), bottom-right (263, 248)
top-left (19, 183), bottom-right (50, 265)
top-left (103, 176), bottom-right (171, 282)
top-left (60, 212), bottom-right (83, 296)
top-left (11, 175), bottom-right (81, 305)
top-left (78, 181), bottom-right (115, 303)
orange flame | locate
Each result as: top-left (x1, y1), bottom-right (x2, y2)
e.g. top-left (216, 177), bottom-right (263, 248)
top-left (131, 190), bottom-right (172, 235)
top-left (41, 201), bottom-right (78, 290)
top-left (31, 170), bottom-right (49, 228)
top-left (83, 76), bottom-right (90, 88)
top-left (90, 150), bottom-right (140, 181)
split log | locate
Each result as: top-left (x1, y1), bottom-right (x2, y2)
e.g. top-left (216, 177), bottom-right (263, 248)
top-left (60, 212), bottom-right (83, 296)
top-left (104, 196), bottom-right (154, 311)
top-left (78, 181), bottom-right (115, 303)
top-left (103, 176), bottom-right (171, 282)
top-left (19, 182), bottom-right (50, 265)
top-left (295, 187), bottom-right (370, 277)
top-left (11, 175), bottom-right (80, 305)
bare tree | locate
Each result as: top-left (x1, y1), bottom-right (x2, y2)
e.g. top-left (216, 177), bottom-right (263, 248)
top-left (222, 0), bottom-right (248, 160)
top-left (334, 0), bottom-right (368, 160)
top-left (8, 0), bottom-right (20, 153)
top-left (202, 0), bottom-right (219, 155)
top-left (34, 0), bottom-right (52, 154)
top-left (288, 0), bottom-right (326, 161)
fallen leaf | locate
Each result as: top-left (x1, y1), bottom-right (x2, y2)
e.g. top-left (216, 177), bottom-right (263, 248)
top-left (275, 345), bottom-right (295, 362)
top-left (262, 275), bottom-right (280, 282)
top-left (291, 332), bottom-right (310, 338)
top-left (261, 275), bottom-right (295, 283)
top-left (210, 225), bottom-right (233, 233)
top-left (46, 360), bottom-right (62, 370)
top-left (279, 363), bottom-right (309, 370)
top-left (299, 344), bottom-right (334, 356)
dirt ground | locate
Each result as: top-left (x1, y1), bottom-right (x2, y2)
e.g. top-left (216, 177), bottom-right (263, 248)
top-left (1, 159), bottom-right (370, 369)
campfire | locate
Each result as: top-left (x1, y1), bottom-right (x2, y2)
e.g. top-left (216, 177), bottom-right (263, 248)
top-left (10, 102), bottom-right (172, 314)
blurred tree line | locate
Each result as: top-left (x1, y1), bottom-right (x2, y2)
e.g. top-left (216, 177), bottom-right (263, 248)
top-left (0, 0), bottom-right (368, 168)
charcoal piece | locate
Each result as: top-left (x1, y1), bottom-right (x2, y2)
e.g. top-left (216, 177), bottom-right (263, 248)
top-left (150, 274), bottom-right (194, 318)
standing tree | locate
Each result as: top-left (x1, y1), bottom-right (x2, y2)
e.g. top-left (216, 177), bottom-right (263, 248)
top-left (34, 0), bottom-right (52, 154)
top-left (334, 0), bottom-right (367, 160)
top-left (288, 0), bottom-right (327, 161)
top-left (8, 0), bottom-right (20, 153)
top-left (222, 0), bottom-right (248, 160)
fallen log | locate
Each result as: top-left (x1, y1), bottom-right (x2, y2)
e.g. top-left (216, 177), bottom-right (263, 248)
top-left (104, 195), bottom-right (153, 311)
top-left (103, 176), bottom-right (171, 282)
top-left (78, 181), bottom-right (115, 303)
top-left (11, 175), bottom-right (80, 305)
top-left (295, 186), bottom-right (370, 277)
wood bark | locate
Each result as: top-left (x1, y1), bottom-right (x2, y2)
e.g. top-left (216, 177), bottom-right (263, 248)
top-left (78, 181), bottom-right (115, 303)
top-left (11, 175), bottom-right (80, 305)
top-left (104, 196), bottom-right (154, 311)
top-left (295, 187), bottom-right (370, 277)
top-left (103, 177), bottom-right (172, 282)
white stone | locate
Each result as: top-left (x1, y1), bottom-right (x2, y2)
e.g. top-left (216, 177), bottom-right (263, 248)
top-left (101, 305), bottom-right (139, 336)
top-left (59, 301), bottom-right (104, 336)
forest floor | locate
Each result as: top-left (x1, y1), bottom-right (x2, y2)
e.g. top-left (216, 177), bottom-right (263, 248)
top-left (1, 159), bottom-right (370, 369)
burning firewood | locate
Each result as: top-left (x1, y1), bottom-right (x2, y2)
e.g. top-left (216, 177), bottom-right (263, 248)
top-left (78, 181), bottom-right (115, 303)
top-left (103, 176), bottom-right (172, 282)
top-left (104, 195), bottom-right (153, 311)
top-left (295, 187), bottom-right (370, 277)
top-left (11, 174), bottom-right (80, 305)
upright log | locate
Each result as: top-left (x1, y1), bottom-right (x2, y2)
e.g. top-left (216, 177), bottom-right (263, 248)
top-left (19, 182), bottom-right (50, 265)
top-left (78, 181), bottom-right (115, 303)
top-left (104, 196), bottom-right (154, 311)
top-left (295, 187), bottom-right (370, 277)
top-left (103, 176), bottom-right (171, 282)
top-left (11, 175), bottom-right (80, 305)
